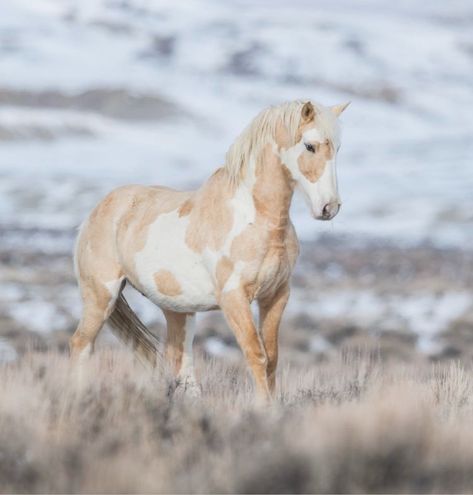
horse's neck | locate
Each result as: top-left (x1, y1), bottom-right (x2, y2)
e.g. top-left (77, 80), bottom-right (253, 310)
top-left (252, 145), bottom-right (294, 235)
top-left (237, 144), bottom-right (295, 237)
top-left (197, 144), bottom-right (294, 247)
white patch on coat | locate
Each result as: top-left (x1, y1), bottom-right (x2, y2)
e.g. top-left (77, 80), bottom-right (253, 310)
top-left (222, 260), bottom-right (245, 293)
top-left (104, 277), bottom-right (124, 316)
top-left (222, 155), bottom-right (257, 255)
top-left (302, 128), bottom-right (323, 143)
top-left (203, 157), bottom-right (257, 289)
top-left (200, 179), bottom-right (257, 282)
top-left (134, 211), bottom-right (216, 312)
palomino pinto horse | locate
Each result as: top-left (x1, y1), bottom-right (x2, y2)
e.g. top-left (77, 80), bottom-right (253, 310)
top-left (71, 100), bottom-right (349, 399)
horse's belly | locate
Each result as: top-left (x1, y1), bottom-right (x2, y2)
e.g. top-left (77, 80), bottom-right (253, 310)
top-left (131, 211), bottom-right (218, 312)
top-left (148, 274), bottom-right (218, 312)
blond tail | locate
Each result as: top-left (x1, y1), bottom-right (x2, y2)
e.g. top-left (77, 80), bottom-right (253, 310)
top-left (108, 293), bottom-right (160, 368)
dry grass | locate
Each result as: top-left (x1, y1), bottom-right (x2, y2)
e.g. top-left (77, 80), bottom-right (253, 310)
top-left (2, 351), bottom-right (473, 493)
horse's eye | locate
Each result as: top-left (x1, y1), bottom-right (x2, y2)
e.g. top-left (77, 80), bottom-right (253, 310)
top-left (305, 143), bottom-right (315, 153)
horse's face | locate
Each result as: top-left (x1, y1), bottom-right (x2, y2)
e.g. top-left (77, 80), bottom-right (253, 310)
top-left (281, 101), bottom-right (349, 220)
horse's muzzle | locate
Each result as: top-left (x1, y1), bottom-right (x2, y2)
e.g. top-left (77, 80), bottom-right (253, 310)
top-left (316, 201), bottom-right (341, 221)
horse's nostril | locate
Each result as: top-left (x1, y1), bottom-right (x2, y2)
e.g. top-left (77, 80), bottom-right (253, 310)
top-left (321, 202), bottom-right (340, 219)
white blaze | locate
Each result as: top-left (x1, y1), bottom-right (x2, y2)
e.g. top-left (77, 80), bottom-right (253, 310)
top-left (279, 127), bottom-right (340, 219)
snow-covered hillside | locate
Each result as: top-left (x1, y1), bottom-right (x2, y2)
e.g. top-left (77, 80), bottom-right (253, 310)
top-left (1, 0), bottom-right (472, 244)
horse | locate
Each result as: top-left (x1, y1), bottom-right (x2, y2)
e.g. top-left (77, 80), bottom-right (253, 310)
top-left (70, 99), bottom-right (349, 399)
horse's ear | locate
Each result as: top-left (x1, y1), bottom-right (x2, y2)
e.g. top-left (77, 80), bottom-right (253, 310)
top-left (301, 101), bottom-right (315, 123)
top-left (331, 101), bottom-right (350, 117)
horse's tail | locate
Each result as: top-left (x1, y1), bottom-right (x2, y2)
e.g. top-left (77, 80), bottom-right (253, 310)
top-left (108, 293), bottom-right (160, 369)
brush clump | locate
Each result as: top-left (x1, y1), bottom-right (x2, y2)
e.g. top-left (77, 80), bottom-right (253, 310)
top-left (1, 351), bottom-right (473, 493)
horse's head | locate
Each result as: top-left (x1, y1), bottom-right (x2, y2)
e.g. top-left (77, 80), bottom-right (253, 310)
top-left (280, 101), bottom-right (349, 220)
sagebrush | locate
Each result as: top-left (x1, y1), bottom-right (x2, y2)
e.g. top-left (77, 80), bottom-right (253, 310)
top-left (1, 351), bottom-right (473, 493)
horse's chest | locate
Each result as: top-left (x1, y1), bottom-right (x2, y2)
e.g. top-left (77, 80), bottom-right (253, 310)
top-left (235, 224), bottom-right (298, 301)
top-left (252, 246), bottom-right (292, 300)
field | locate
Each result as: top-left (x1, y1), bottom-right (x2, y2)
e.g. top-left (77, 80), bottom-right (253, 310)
top-left (2, 350), bottom-right (473, 493)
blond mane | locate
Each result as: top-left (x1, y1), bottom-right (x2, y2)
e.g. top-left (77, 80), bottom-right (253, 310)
top-left (224, 100), bottom-right (319, 184)
top-left (224, 101), bottom-right (304, 184)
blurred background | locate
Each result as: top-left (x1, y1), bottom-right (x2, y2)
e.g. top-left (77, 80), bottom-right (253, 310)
top-left (1, 0), bottom-right (473, 364)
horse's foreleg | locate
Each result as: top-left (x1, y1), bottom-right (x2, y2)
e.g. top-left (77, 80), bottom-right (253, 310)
top-left (258, 284), bottom-right (290, 394)
top-left (220, 290), bottom-right (270, 400)
top-left (163, 310), bottom-right (200, 395)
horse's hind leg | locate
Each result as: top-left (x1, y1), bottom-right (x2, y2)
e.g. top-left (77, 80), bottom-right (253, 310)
top-left (70, 277), bottom-right (124, 361)
top-left (163, 310), bottom-right (200, 396)
top-left (70, 306), bottom-right (104, 362)
top-left (71, 203), bottom-right (125, 361)
top-left (71, 221), bottom-right (124, 361)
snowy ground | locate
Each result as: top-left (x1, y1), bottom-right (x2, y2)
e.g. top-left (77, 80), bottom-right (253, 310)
top-left (0, 0), bottom-right (472, 359)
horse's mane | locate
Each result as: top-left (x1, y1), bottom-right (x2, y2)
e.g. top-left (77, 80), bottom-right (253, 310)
top-left (224, 100), bottom-right (318, 184)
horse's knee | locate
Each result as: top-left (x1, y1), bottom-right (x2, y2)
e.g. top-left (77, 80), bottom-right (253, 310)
top-left (246, 348), bottom-right (268, 381)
